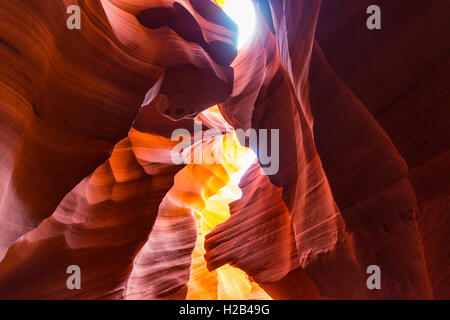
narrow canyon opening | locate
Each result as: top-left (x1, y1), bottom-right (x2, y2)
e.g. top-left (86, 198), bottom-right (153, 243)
top-left (215, 0), bottom-right (256, 49)
top-left (0, 0), bottom-right (445, 302)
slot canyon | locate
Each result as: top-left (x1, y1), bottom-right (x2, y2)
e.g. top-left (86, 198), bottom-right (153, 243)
top-left (0, 0), bottom-right (448, 300)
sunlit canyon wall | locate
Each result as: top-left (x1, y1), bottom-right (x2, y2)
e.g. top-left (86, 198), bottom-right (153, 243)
top-left (0, 0), bottom-right (448, 299)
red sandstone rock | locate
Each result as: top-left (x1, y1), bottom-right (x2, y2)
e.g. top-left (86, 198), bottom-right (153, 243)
top-left (0, 0), bottom-right (447, 299)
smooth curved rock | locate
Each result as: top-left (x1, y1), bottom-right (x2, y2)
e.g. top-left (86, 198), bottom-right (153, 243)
top-left (0, 0), bottom-right (447, 300)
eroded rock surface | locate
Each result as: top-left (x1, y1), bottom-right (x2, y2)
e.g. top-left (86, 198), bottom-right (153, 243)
top-left (0, 0), bottom-right (447, 299)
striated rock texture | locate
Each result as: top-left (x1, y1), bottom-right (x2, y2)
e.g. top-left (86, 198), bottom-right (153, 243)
top-left (0, 0), bottom-right (448, 299)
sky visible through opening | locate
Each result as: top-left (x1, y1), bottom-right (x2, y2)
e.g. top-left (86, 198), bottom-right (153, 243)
top-left (219, 0), bottom-right (256, 49)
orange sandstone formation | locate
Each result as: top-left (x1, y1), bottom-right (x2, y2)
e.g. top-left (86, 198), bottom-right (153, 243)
top-left (0, 0), bottom-right (448, 299)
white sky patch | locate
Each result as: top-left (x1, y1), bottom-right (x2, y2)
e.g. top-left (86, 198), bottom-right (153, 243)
top-left (221, 0), bottom-right (256, 49)
top-left (229, 148), bottom-right (257, 187)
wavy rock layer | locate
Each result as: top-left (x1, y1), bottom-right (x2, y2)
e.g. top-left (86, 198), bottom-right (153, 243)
top-left (0, 0), bottom-right (448, 299)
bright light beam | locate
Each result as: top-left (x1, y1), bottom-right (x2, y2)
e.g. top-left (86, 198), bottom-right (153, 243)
top-left (221, 0), bottom-right (256, 49)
